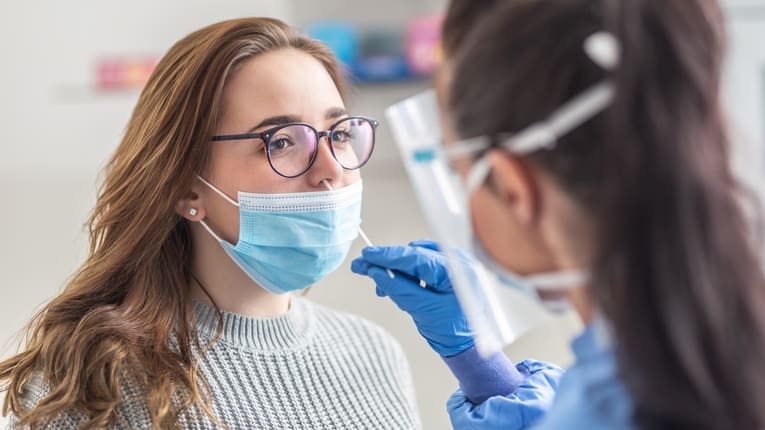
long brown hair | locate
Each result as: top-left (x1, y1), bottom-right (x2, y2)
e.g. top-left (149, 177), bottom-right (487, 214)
top-left (449, 0), bottom-right (765, 428)
top-left (0, 17), bottom-right (342, 429)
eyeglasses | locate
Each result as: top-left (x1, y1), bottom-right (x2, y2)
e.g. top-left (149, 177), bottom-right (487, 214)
top-left (212, 116), bottom-right (379, 178)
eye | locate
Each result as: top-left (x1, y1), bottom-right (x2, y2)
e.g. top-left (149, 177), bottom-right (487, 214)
top-left (268, 135), bottom-right (296, 157)
top-left (331, 129), bottom-right (352, 143)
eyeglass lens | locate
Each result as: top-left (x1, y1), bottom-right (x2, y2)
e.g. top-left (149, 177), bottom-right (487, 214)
top-left (267, 117), bottom-right (374, 177)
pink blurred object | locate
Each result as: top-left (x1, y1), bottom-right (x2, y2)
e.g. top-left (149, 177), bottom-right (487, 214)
top-left (96, 56), bottom-right (158, 91)
top-left (405, 14), bottom-right (444, 76)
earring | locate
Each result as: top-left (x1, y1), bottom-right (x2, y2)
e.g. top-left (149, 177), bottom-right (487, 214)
top-left (188, 208), bottom-right (198, 217)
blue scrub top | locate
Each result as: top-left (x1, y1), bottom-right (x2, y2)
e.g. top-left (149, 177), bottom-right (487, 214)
top-left (447, 321), bottom-right (636, 429)
top-left (532, 322), bottom-right (635, 430)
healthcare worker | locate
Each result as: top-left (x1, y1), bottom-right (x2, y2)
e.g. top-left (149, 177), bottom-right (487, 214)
top-left (353, 0), bottom-right (765, 429)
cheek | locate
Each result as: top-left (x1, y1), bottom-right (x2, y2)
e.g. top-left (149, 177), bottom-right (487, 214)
top-left (470, 188), bottom-right (555, 275)
top-left (209, 142), bottom-right (285, 193)
top-left (202, 145), bottom-right (277, 243)
top-left (341, 168), bottom-right (362, 186)
top-left (471, 190), bottom-right (511, 261)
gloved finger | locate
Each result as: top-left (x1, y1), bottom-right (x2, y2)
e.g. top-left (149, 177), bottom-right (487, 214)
top-left (408, 239), bottom-right (441, 251)
top-left (362, 246), bottom-right (450, 289)
top-left (447, 389), bottom-right (529, 430)
top-left (368, 266), bottom-right (426, 298)
top-left (516, 360), bottom-right (564, 392)
top-left (446, 389), bottom-right (470, 414)
top-left (351, 257), bottom-right (372, 275)
top-left (406, 241), bottom-right (478, 269)
top-left (353, 259), bottom-right (390, 297)
top-left (367, 267), bottom-right (438, 315)
top-left (516, 359), bottom-right (564, 376)
top-left (404, 243), bottom-right (482, 293)
top-left (368, 265), bottom-right (447, 302)
top-left (361, 246), bottom-right (429, 276)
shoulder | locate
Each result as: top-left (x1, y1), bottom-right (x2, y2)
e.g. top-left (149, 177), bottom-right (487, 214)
top-left (533, 349), bottom-right (634, 430)
top-left (4, 372), bottom-right (88, 429)
top-left (5, 371), bottom-right (152, 430)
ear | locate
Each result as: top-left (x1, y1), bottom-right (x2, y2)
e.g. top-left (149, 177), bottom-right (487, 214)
top-left (175, 179), bottom-right (207, 221)
top-left (485, 150), bottom-right (541, 226)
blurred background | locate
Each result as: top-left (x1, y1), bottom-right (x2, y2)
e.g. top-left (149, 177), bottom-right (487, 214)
top-left (0, 0), bottom-right (763, 428)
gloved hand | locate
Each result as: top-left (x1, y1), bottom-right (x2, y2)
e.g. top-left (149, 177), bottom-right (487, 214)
top-left (447, 359), bottom-right (564, 430)
top-left (351, 240), bottom-right (474, 357)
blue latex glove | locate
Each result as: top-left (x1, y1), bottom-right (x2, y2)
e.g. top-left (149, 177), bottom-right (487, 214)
top-left (447, 359), bottom-right (564, 430)
top-left (351, 240), bottom-right (474, 356)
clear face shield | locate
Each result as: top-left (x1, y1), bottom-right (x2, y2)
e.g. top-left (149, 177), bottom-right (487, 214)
top-left (384, 32), bottom-right (619, 357)
top-left (385, 90), bottom-right (559, 355)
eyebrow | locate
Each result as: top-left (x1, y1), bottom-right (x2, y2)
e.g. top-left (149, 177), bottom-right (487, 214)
top-left (247, 107), bottom-right (348, 133)
top-left (325, 107), bottom-right (348, 121)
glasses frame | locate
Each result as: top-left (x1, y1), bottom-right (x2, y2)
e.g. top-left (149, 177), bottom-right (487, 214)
top-left (211, 116), bottom-right (379, 178)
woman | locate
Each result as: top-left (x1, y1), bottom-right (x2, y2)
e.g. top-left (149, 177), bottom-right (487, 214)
top-left (1, 18), bottom-right (419, 429)
top-left (353, 0), bottom-right (765, 429)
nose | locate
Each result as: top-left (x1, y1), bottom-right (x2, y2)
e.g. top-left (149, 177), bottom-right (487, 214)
top-left (305, 136), bottom-right (343, 188)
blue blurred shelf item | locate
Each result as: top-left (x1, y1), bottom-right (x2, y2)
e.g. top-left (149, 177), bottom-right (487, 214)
top-left (306, 14), bottom-right (443, 84)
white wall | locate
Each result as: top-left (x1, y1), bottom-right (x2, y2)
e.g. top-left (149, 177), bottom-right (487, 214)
top-left (723, 1), bottom-right (765, 200)
top-left (1, 1), bottom-right (764, 429)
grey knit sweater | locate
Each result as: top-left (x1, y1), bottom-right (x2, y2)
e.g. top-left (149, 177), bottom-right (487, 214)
top-left (6, 297), bottom-right (421, 429)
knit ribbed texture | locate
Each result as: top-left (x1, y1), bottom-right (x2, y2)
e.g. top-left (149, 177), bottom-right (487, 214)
top-left (6, 297), bottom-right (420, 429)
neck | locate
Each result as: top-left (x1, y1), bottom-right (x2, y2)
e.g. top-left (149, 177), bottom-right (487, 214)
top-left (189, 222), bottom-right (290, 318)
top-left (567, 287), bottom-right (594, 324)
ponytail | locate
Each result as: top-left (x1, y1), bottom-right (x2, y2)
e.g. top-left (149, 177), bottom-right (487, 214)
top-left (600, 1), bottom-right (765, 428)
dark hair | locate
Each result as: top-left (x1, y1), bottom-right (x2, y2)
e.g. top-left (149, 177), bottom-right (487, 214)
top-left (448, 1), bottom-right (765, 429)
top-left (442, 0), bottom-right (500, 56)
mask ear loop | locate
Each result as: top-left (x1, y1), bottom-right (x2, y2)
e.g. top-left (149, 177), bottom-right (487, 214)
top-left (526, 270), bottom-right (590, 291)
top-left (194, 175), bottom-right (239, 243)
top-left (196, 175), bottom-right (240, 207)
top-left (198, 219), bottom-right (224, 243)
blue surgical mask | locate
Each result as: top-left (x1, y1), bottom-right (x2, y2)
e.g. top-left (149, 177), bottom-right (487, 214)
top-left (196, 176), bottom-right (362, 294)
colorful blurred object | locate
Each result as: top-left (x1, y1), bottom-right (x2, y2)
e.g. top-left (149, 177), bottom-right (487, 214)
top-left (406, 14), bottom-right (443, 76)
top-left (354, 29), bottom-right (411, 82)
top-left (95, 56), bottom-right (158, 91)
top-left (306, 22), bottom-right (360, 67)
top-left (306, 14), bottom-right (443, 83)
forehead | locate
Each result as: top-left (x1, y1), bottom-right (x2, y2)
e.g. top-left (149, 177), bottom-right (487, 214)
top-left (221, 48), bottom-right (344, 123)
